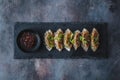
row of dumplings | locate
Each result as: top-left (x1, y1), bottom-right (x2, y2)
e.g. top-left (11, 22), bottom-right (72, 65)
top-left (44, 28), bottom-right (99, 52)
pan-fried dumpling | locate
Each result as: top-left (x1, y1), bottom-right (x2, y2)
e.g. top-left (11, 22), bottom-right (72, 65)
top-left (71, 30), bottom-right (81, 50)
top-left (44, 30), bottom-right (54, 51)
top-left (91, 28), bottom-right (100, 52)
top-left (54, 29), bottom-right (64, 51)
top-left (80, 28), bottom-right (90, 52)
top-left (64, 29), bottom-right (73, 51)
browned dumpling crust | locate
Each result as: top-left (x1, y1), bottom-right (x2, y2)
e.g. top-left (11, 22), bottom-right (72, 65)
top-left (44, 30), bottom-right (54, 51)
top-left (73, 30), bottom-right (81, 50)
top-left (81, 28), bottom-right (90, 52)
top-left (64, 29), bottom-right (73, 51)
top-left (91, 28), bottom-right (100, 52)
top-left (54, 29), bottom-right (64, 51)
top-left (44, 28), bottom-right (99, 52)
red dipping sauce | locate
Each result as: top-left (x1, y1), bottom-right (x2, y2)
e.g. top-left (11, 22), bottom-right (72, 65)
top-left (20, 32), bottom-right (37, 49)
top-left (17, 30), bottom-right (41, 52)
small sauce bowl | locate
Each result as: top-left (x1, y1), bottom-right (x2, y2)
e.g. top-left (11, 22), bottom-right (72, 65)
top-left (17, 30), bottom-right (40, 52)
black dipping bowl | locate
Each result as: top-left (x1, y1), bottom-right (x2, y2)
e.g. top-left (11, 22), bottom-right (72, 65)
top-left (17, 30), bottom-right (40, 52)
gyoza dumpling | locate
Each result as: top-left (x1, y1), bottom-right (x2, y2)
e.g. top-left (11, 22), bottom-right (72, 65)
top-left (72, 30), bottom-right (81, 50)
top-left (91, 28), bottom-right (100, 52)
top-left (44, 30), bottom-right (54, 51)
top-left (80, 28), bottom-right (90, 52)
top-left (54, 29), bottom-right (64, 51)
top-left (64, 29), bottom-right (73, 51)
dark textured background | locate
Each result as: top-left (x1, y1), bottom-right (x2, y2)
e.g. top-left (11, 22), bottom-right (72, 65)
top-left (0, 0), bottom-right (120, 80)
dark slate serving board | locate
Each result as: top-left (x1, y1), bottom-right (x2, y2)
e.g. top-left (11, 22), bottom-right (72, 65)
top-left (14, 22), bottom-right (108, 59)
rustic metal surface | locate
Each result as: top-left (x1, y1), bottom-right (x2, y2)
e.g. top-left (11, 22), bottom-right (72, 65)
top-left (0, 0), bottom-right (120, 80)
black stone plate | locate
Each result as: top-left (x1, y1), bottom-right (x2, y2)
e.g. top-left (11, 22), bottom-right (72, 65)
top-left (14, 22), bottom-right (108, 59)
